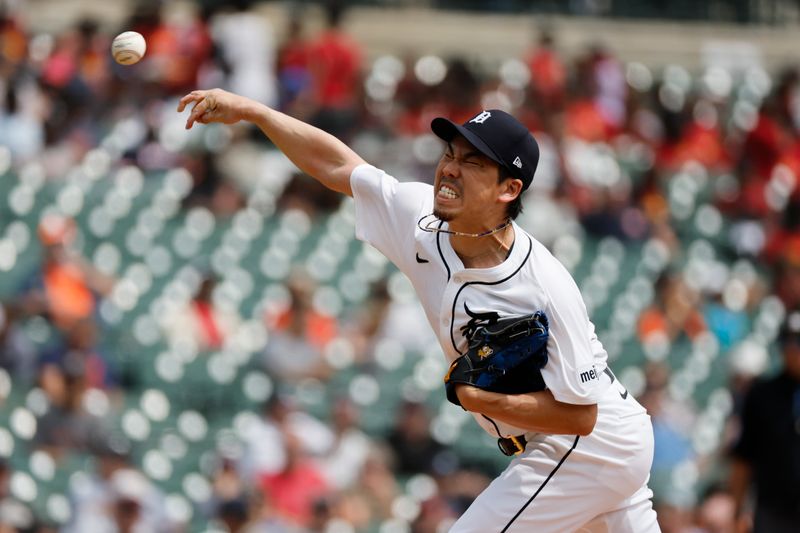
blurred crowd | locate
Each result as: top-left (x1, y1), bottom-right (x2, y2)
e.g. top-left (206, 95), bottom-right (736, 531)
top-left (1, 0), bottom-right (800, 532)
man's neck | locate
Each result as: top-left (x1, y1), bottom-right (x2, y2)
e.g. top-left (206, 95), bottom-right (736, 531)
top-left (451, 224), bottom-right (515, 269)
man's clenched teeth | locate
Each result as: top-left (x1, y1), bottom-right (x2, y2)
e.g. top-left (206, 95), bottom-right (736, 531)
top-left (438, 184), bottom-right (459, 199)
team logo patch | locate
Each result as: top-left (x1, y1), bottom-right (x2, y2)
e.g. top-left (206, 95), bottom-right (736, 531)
top-left (469, 111), bottom-right (492, 124)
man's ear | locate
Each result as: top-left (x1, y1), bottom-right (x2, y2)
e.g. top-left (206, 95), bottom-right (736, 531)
top-left (498, 178), bottom-right (523, 204)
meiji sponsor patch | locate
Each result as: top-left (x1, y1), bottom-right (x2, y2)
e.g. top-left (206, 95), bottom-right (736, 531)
top-left (577, 364), bottom-right (599, 384)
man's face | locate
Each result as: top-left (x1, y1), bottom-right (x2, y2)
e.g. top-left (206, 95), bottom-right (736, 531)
top-left (783, 337), bottom-right (800, 380)
top-left (433, 135), bottom-right (507, 227)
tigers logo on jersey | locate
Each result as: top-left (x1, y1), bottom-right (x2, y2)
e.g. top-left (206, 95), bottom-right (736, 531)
top-left (461, 303), bottom-right (500, 342)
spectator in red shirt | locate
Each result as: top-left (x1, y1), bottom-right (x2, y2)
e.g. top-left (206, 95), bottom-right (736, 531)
top-left (773, 235), bottom-right (800, 310)
top-left (260, 430), bottom-right (330, 528)
top-left (160, 274), bottom-right (240, 354)
top-left (277, 13), bottom-right (312, 114)
top-left (305, 2), bottom-right (362, 141)
top-left (143, 6), bottom-right (213, 93)
top-left (525, 30), bottom-right (567, 112)
top-left (0, 10), bottom-right (27, 68)
top-left (16, 215), bottom-right (114, 333)
top-left (564, 97), bottom-right (612, 143)
top-left (728, 72), bottom-right (798, 220)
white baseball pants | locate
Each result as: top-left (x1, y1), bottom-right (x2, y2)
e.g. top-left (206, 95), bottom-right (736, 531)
top-left (450, 391), bottom-right (661, 533)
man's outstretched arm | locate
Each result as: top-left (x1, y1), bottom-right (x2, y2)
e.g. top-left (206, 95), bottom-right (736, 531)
top-left (178, 89), bottom-right (366, 196)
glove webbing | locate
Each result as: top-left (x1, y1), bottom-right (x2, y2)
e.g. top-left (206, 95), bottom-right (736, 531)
top-left (469, 342), bottom-right (539, 388)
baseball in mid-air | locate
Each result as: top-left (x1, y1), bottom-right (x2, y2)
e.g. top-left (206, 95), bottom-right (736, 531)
top-left (111, 31), bottom-right (146, 65)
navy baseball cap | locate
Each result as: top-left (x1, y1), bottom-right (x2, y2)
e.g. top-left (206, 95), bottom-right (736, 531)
top-left (431, 109), bottom-right (540, 191)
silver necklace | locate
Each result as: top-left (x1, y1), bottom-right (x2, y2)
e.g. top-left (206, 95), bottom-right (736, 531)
top-left (416, 213), bottom-right (512, 238)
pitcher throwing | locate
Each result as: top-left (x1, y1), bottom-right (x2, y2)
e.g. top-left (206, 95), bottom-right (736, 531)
top-left (178, 89), bottom-right (661, 532)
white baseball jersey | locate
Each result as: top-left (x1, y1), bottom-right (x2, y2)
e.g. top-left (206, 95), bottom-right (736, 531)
top-left (351, 164), bottom-right (660, 532)
top-left (351, 164), bottom-right (643, 438)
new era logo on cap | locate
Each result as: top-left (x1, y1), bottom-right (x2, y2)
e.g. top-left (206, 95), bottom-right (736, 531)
top-left (431, 109), bottom-right (540, 190)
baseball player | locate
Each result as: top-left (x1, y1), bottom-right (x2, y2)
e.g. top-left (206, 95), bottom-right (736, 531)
top-left (178, 89), bottom-right (661, 532)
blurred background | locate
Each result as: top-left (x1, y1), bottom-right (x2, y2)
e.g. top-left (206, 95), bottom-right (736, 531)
top-left (0, 0), bottom-right (799, 532)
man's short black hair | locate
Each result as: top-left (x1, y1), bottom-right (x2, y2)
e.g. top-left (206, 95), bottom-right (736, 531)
top-left (499, 166), bottom-right (524, 220)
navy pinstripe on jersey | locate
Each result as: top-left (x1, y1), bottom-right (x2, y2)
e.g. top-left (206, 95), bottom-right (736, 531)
top-left (501, 435), bottom-right (580, 532)
top-left (435, 220), bottom-right (451, 282)
top-left (448, 235), bottom-right (533, 355)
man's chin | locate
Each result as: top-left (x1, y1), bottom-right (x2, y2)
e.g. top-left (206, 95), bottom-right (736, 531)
top-left (432, 207), bottom-right (454, 222)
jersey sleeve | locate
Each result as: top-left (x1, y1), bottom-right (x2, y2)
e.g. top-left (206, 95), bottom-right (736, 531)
top-left (350, 164), bottom-right (432, 271)
top-left (537, 253), bottom-right (610, 405)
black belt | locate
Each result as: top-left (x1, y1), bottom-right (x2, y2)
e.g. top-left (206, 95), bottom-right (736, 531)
top-left (498, 434), bottom-right (527, 456)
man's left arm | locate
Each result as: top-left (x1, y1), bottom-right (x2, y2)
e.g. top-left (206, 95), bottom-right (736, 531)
top-left (456, 385), bottom-right (597, 436)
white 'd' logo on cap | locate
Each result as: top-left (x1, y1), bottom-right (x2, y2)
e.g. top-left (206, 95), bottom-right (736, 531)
top-left (513, 156), bottom-right (523, 168)
top-left (469, 111), bottom-right (492, 124)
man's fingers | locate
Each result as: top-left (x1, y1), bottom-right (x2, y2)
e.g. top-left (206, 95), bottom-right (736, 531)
top-left (185, 98), bottom-right (211, 130)
top-left (177, 90), bottom-right (206, 112)
top-left (179, 89), bottom-right (225, 129)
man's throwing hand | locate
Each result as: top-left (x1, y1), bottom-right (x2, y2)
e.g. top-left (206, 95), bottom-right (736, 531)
top-left (177, 89), bottom-right (250, 130)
